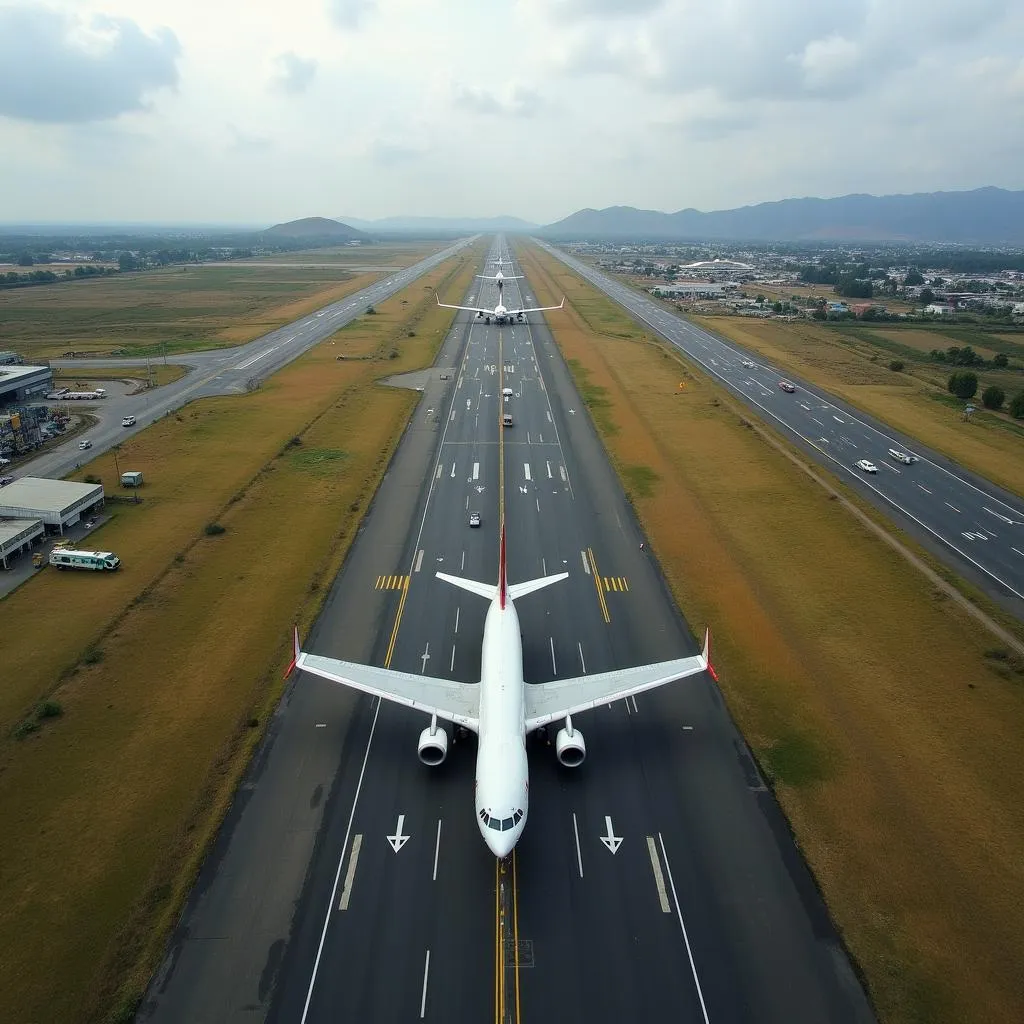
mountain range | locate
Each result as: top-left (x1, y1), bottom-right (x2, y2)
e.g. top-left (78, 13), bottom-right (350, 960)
top-left (336, 215), bottom-right (539, 234)
top-left (537, 188), bottom-right (1024, 245)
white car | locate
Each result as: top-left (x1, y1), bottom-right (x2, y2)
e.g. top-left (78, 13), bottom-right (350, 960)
top-left (855, 459), bottom-right (878, 474)
top-left (888, 448), bottom-right (918, 464)
top-left (502, 387), bottom-right (513, 397)
top-left (741, 359), bottom-right (755, 369)
top-left (78, 440), bottom-right (92, 450)
top-left (121, 415), bottom-right (136, 427)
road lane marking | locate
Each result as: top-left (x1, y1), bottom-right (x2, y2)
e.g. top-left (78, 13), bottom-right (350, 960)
top-left (917, 484), bottom-right (932, 493)
top-left (946, 502), bottom-right (961, 513)
top-left (420, 949), bottom-right (431, 1019)
top-left (450, 644), bottom-right (456, 671)
top-left (524, 463), bottom-right (531, 481)
top-left (414, 549), bottom-right (424, 573)
top-left (383, 576), bottom-right (410, 666)
top-left (658, 833), bottom-right (712, 1024)
top-left (572, 813), bottom-right (584, 878)
top-left (300, 699), bottom-right (382, 1023)
top-left (338, 834), bottom-right (363, 910)
top-left (433, 820), bottom-right (442, 881)
top-left (550, 636), bottom-right (557, 674)
top-left (580, 550), bottom-right (590, 574)
top-left (646, 837), bottom-right (671, 913)
top-left (984, 506), bottom-right (1019, 525)
top-left (578, 642), bottom-right (587, 672)
top-left (1012, 547), bottom-right (1024, 557)
top-left (546, 460), bottom-right (552, 478)
top-left (450, 462), bottom-right (456, 478)
top-left (435, 463), bottom-right (442, 480)
top-left (473, 461), bottom-right (480, 480)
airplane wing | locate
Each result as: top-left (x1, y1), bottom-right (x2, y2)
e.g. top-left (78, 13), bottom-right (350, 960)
top-left (523, 629), bottom-right (710, 731)
top-left (510, 298), bottom-right (566, 315)
top-left (436, 295), bottom-right (492, 316)
top-left (296, 645), bottom-right (479, 731)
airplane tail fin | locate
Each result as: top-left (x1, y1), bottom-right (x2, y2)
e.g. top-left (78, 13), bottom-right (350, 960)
top-left (435, 523), bottom-right (568, 605)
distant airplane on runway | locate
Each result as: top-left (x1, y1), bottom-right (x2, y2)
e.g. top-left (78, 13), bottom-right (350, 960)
top-left (435, 292), bottom-right (565, 325)
top-left (476, 268), bottom-right (522, 287)
top-left (288, 526), bottom-right (711, 858)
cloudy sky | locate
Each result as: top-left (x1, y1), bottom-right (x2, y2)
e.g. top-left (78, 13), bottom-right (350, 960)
top-left (1, 0), bottom-right (1022, 225)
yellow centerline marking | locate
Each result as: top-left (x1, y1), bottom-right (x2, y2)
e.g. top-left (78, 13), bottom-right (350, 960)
top-left (587, 548), bottom-right (611, 623)
top-left (512, 850), bottom-right (521, 1024)
top-left (383, 575), bottom-right (409, 668)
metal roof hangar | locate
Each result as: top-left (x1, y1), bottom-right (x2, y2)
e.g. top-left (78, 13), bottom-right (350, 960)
top-left (0, 364), bottom-right (54, 404)
top-left (0, 477), bottom-right (105, 534)
top-left (0, 517), bottom-right (45, 569)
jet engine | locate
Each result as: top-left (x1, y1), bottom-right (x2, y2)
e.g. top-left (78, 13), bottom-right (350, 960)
top-left (555, 714), bottom-right (586, 767)
top-left (418, 716), bottom-right (448, 766)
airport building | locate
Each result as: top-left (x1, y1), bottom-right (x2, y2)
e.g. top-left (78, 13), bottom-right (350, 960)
top-left (0, 363), bottom-right (54, 405)
top-left (0, 517), bottom-right (45, 569)
top-left (678, 259), bottom-right (754, 277)
top-left (652, 282), bottom-right (730, 299)
top-left (0, 477), bottom-right (105, 534)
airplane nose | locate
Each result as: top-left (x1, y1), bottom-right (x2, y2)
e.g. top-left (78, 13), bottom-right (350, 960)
top-left (485, 830), bottom-right (517, 859)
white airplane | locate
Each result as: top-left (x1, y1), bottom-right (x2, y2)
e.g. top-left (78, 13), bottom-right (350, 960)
top-left (287, 526), bottom-right (712, 858)
top-left (436, 292), bottom-right (566, 325)
top-left (476, 269), bottom-right (522, 286)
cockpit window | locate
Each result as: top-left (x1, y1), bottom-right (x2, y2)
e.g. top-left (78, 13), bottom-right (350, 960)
top-left (482, 809), bottom-right (525, 830)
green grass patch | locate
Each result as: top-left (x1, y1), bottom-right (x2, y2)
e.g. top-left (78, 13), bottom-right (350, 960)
top-left (288, 447), bottom-right (348, 473)
top-left (761, 731), bottom-right (833, 787)
top-left (621, 464), bottom-right (660, 498)
top-left (566, 357), bottom-right (618, 435)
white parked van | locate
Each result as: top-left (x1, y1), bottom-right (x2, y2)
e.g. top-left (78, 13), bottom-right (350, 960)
top-left (49, 549), bottom-right (120, 571)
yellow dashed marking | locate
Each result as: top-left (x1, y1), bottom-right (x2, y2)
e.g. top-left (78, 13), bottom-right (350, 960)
top-left (376, 574), bottom-right (410, 591)
top-left (602, 576), bottom-right (629, 592)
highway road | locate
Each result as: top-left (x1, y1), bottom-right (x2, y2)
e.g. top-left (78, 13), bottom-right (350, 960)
top-left (18, 237), bottom-right (476, 482)
top-left (138, 240), bottom-right (873, 1024)
top-left (534, 239), bottom-right (1024, 619)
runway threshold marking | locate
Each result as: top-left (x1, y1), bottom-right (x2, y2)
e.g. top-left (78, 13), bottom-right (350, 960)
top-left (338, 834), bottom-right (363, 910)
top-left (587, 548), bottom-right (611, 623)
top-left (375, 575), bottom-right (410, 591)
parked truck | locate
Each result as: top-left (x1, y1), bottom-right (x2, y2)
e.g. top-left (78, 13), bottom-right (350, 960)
top-left (49, 549), bottom-right (120, 571)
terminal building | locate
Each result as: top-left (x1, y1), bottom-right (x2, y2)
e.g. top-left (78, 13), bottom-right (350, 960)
top-left (0, 363), bottom-right (54, 405)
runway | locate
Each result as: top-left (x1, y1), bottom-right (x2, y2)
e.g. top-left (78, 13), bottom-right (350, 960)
top-left (21, 236), bottom-right (475, 482)
top-left (534, 239), bottom-right (1024, 619)
top-left (138, 240), bottom-right (874, 1024)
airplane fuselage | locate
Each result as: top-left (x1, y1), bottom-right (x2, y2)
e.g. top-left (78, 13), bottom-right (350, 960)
top-left (474, 595), bottom-right (529, 857)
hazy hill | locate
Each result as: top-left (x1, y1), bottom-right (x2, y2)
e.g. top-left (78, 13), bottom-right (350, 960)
top-left (337, 215), bottom-right (538, 233)
top-left (263, 217), bottom-right (369, 241)
top-left (539, 187), bottom-right (1024, 245)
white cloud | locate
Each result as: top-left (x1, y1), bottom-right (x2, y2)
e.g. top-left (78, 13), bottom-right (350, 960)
top-left (0, 0), bottom-right (1020, 224)
top-left (0, 5), bottom-right (181, 123)
top-left (272, 52), bottom-right (318, 95)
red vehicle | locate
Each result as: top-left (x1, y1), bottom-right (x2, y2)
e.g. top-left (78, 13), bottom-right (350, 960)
top-left (778, 381), bottom-right (796, 393)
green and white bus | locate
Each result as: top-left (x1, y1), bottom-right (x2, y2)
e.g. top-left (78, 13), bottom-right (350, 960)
top-left (49, 549), bottom-right (121, 571)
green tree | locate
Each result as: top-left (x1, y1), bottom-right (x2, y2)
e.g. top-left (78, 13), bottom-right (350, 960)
top-left (993, 353), bottom-right (1009, 368)
top-left (16, 252), bottom-right (33, 267)
top-left (772, 301), bottom-right (782, 313)
top-left (982, 386), bottom-right (1005, 410)
top-left (920, 287), bottom-right (935, 305)
top-left (1009, 391), bottom-right (1024, 419)
top-left (904, 268), bottom-right (924, 285)
top-left (948, 372), bottom-right (979, 400)
top-left (118, 252), bottom-right (138, 271)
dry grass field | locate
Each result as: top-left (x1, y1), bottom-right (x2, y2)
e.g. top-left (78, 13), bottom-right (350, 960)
top-left (54, 365), bottom-right (189, 388)
top-left (0, 242), bottom-right (484, 1024)
top-left (689, 315), bottom-right (1024, 497)
top-left (0, 264), bottom-right (386, 359)
top-left (518, 241), bottom-right (1024, 1024)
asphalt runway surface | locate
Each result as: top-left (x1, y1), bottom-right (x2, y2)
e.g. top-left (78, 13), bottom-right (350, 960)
top-left (19, 237), bottom-right (474, 483)
top-left (534, 239), bottom-right (1024, 619)
top-left (138, 241), bottom-right (874, 1024)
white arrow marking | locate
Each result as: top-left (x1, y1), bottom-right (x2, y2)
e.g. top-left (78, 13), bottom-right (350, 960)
top-left (599, 815), bottom-right (623, 854)
top-left (387, 814), bottom-right (411, 853)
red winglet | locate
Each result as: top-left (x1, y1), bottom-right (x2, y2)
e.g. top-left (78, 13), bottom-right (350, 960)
top-left (284, 624), bottom-right (301, 679)
top-left (499, 523), bottom-right (507, 610)
top-left (703, 627), bottom-right (718, 682)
